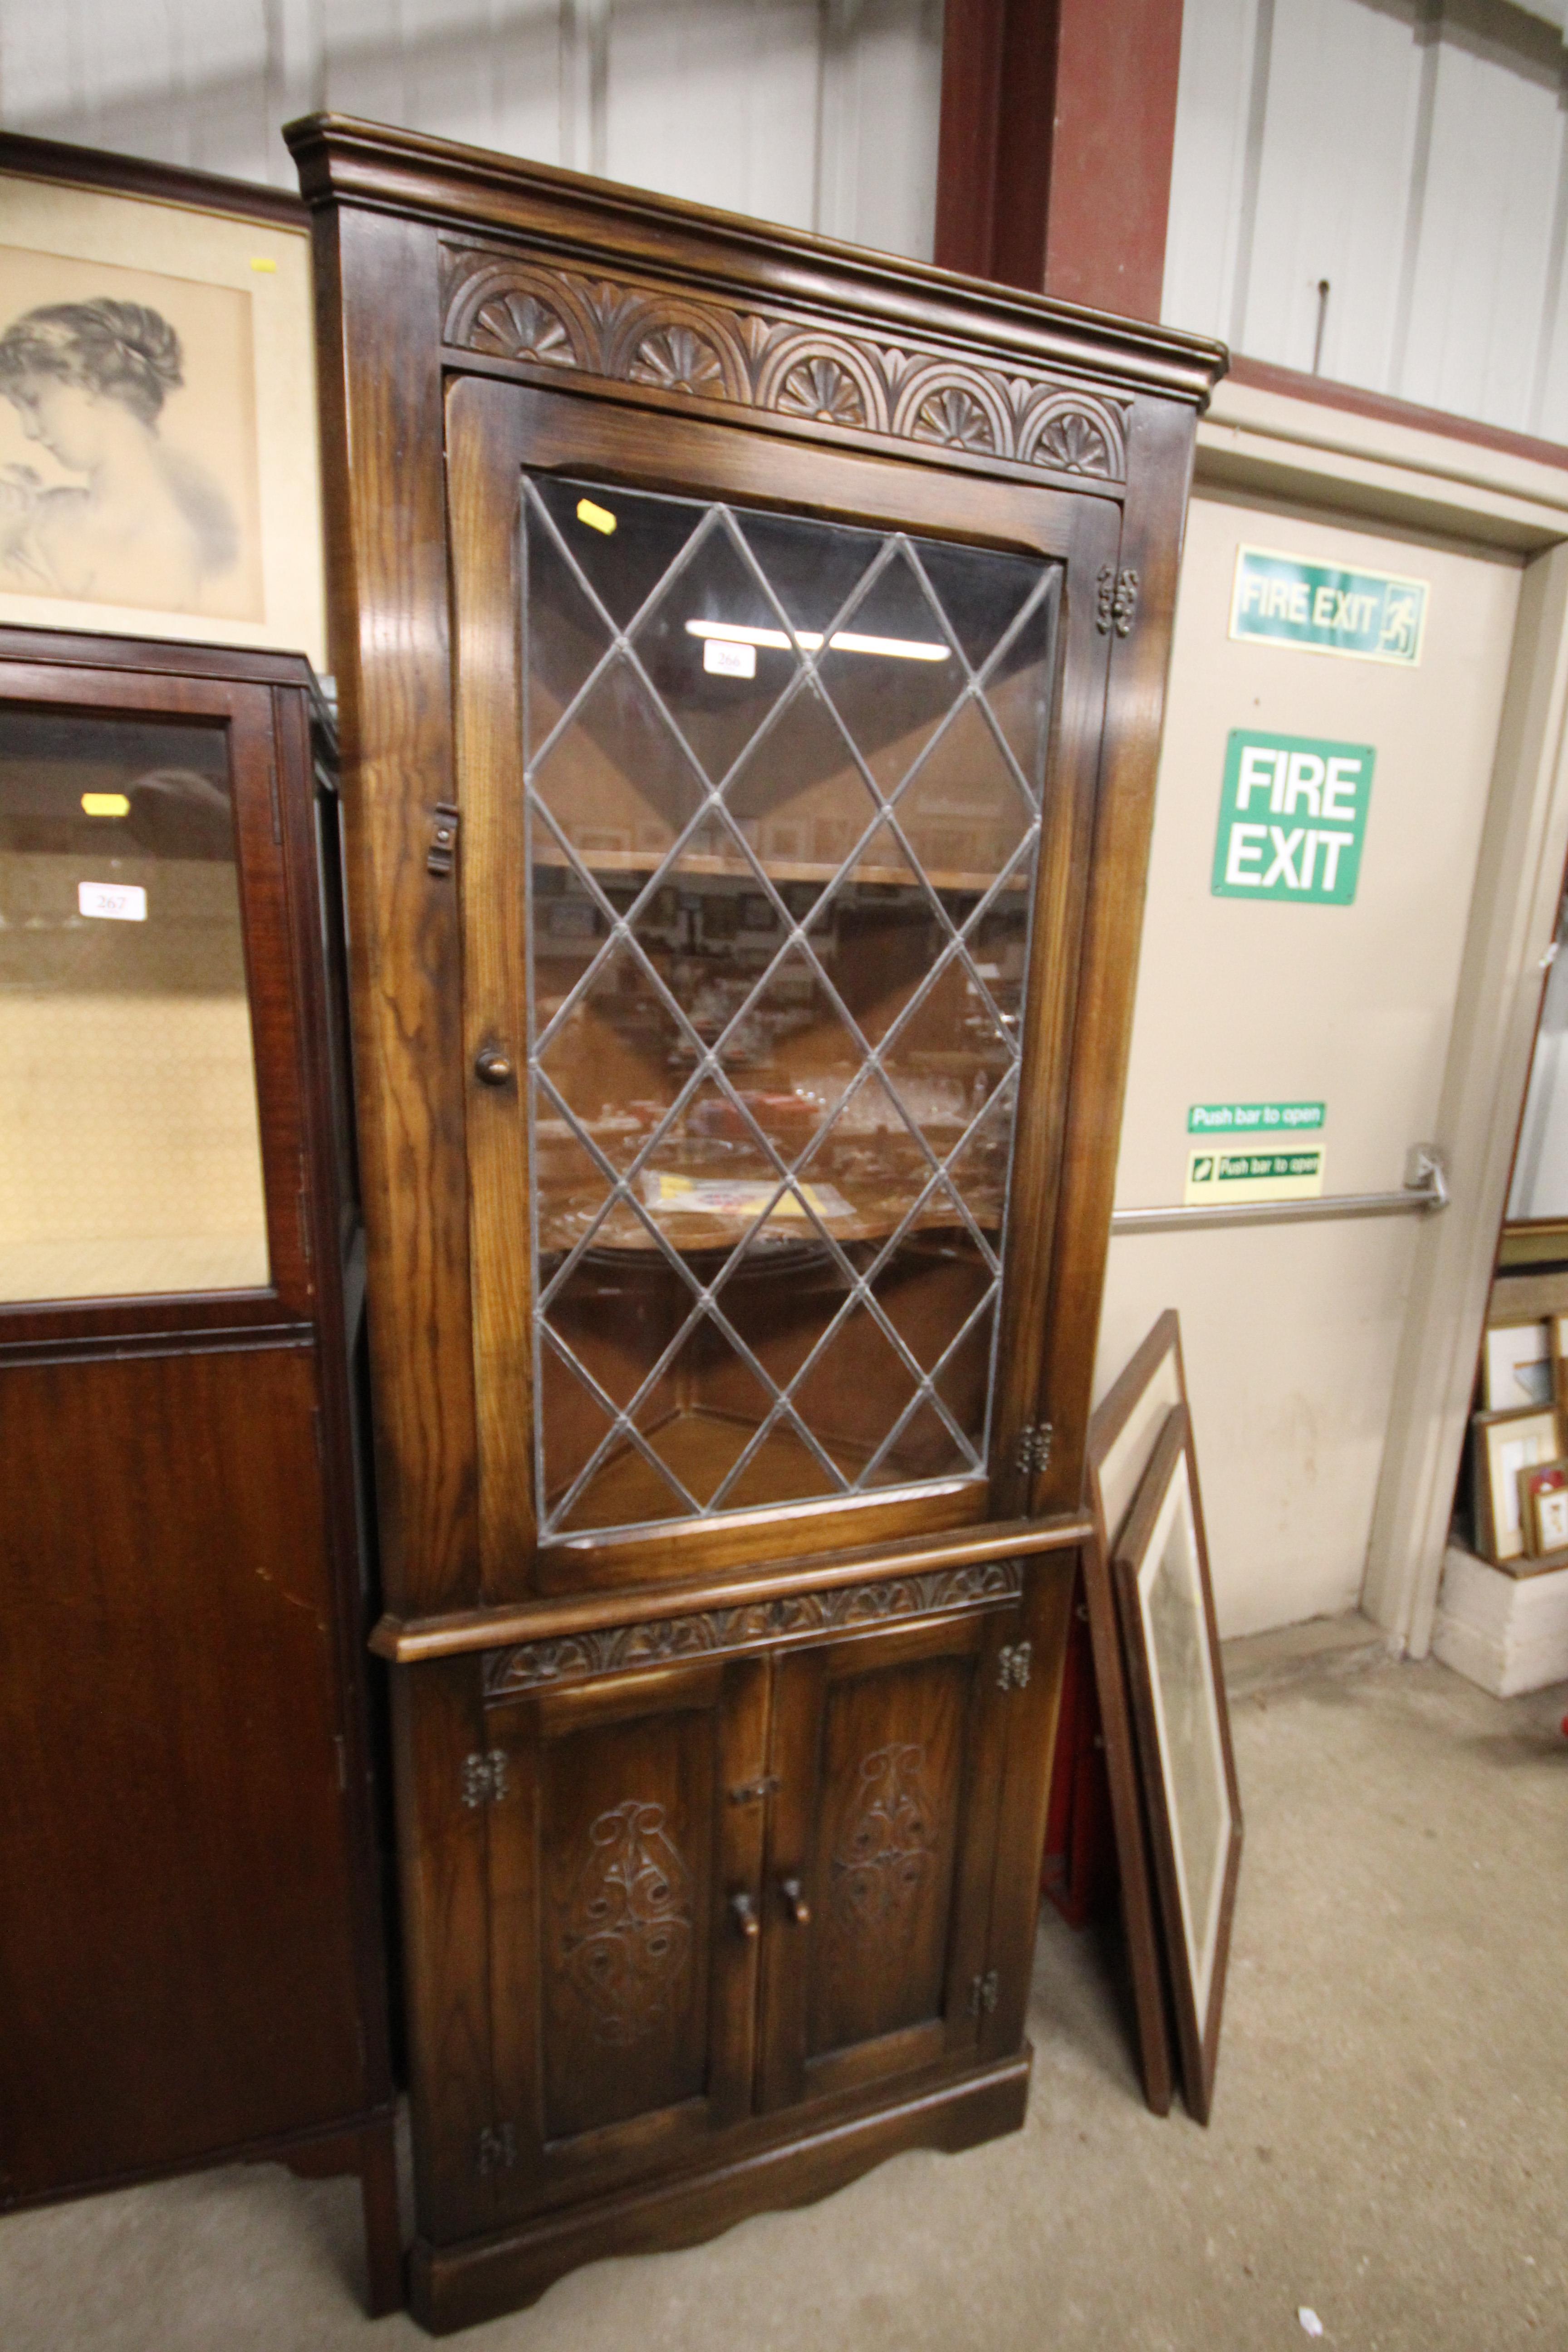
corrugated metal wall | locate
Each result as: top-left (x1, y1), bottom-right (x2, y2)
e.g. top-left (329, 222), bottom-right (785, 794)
top-left (0, 0), bottom-right (944, 263)
top-left (1163, 0), bottom-right (1568, 436)
top-left (8, 0), bottom-right (1568, 434)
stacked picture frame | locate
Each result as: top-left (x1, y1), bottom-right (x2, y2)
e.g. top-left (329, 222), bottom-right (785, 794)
top-left (1470, 1311), bottom-right (1568, 1569)
top-left (1079, 1310), bottom-right (1243, 2127)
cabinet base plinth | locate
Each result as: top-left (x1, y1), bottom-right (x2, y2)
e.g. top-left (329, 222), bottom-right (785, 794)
top-left (409, 2050), bottom-right (1032, 2336)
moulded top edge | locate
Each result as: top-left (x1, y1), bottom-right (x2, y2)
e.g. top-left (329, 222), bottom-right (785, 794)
top-left (283, 112), bottom-right (1229, 410)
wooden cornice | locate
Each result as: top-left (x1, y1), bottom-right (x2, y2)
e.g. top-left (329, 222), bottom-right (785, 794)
top-left (283, 112), bottom-right (1226, 410)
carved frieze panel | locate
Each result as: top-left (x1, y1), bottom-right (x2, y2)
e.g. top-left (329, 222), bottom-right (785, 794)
top-left (484, 1558), bottom-right (1025, 1700)
top-left (441, 248), bottom-right (1128, 483)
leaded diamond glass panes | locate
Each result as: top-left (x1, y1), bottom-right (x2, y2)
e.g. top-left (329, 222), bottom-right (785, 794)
top-left (523, 475), bottom-right (1060, 1540)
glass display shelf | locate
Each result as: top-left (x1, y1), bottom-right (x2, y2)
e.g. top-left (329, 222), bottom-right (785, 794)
top-left (521, 476), bottom-right (1059, 1539)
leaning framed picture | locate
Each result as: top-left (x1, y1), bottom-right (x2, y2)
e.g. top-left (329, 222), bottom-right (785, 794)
top-left (1472, 1404), bottom-right (1561, 1563)
top-left (1077, 1306), bottom-right (1189, 2120)
top-left (0, 134), bottom-right (324, 666)
top-left (1112, 1401), bottom-right (1243, 2128)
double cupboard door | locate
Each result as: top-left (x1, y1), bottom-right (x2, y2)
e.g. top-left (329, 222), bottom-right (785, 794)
top-left (473, 1595), bottom-right (1036, 2224)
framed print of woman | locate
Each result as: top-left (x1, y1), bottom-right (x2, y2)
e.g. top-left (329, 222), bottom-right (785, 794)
top-left (0, 298), bottom-right (238, 614)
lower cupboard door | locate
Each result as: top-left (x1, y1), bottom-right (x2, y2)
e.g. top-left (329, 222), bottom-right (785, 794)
top-left (486, 1652), bottom-right (768, 2207)
top-left (758, 1607), bottom-right (1015, 2113)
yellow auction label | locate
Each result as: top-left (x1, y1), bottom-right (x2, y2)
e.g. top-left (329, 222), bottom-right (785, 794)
top-left (1184, 1144), bottom-right (1326, 1206)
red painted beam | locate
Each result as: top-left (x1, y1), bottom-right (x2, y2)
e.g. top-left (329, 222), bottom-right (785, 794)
top-left (935, 0), bottom-right (1184, 323)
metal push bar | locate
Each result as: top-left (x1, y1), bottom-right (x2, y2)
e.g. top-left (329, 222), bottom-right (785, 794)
top-left (1111, 1146), bottom-right (1450, 1237)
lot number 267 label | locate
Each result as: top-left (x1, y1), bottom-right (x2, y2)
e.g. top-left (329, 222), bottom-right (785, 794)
top-left (1210, 730), bottom-right (1375, 906)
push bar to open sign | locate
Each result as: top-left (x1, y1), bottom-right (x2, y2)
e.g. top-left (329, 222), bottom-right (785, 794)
top-left (1112, 1148), bottom-right (1449, 1235)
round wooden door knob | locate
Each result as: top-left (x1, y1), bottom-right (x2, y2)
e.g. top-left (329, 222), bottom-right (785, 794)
top-left (475, 1048), bottom-right (514, 1085)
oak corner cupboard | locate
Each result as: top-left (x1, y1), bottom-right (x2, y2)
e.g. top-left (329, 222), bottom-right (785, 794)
top-left (285, 109), bottom-right (1225, 2336)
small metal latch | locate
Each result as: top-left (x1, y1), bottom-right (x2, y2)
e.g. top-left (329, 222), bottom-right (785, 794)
top-left (461, 1749), bottom-right (509, 1809)
top-left (998, 1641), bottom-right (1033, 1692)
top-left (727, 1774), bottom-right (782, 1806)
top-left (427, 801), bottom-right (460, 877)
top-left (476, 2123), bottom-right (517, 2174)
top-left (1015, 1422), bottom-right (1053, 1477)
top-left (968, 1970), bottom-right (1000, 2017)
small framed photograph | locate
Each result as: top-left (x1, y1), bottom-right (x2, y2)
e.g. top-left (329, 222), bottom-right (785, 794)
top-left (1482, 1319), bottom-right (1553, 1411)
top-left (1472, 1405), bottom-right (1562, 1562)
top-left (1522, 1458), bottom-right (1568, 1556)
top-left (1112, 1401), bottom-right (1243, 2128)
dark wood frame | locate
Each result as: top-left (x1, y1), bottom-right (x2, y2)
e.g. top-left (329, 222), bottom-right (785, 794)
top-left (1079, 1305), bottom-right (1190, 2117)
top-left (1111, 1402), bottom-right (1241, 2127)
top-left (0, 627), bottom-right (401, 2317)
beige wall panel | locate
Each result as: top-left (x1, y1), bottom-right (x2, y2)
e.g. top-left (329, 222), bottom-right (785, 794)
top-left (1097, 487), bottom-right (1522, 1638)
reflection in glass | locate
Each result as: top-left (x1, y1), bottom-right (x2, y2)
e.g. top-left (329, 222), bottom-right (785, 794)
top-left (0, 711), bottom-right (268, 1301)
top-left (524, 478), bottom-right (1059, 1537)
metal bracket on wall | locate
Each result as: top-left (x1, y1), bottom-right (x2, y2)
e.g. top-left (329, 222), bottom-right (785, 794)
top-left (1111, 1146), bottom-right (1449, 1236)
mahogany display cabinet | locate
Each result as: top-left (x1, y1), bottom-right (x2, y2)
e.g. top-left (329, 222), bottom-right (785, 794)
top-left (287, 113), bottom-right (1225, 2335)
top-left (0, 630), bottom-right (400, 2315)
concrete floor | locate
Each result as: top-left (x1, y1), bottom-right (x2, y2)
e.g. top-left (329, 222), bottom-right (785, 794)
top-left (4, 1649), bottom-right (1566, 2352)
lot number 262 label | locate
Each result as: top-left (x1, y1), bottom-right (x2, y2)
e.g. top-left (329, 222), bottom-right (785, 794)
top-left (1210, 730), bottom-right (1375, 906)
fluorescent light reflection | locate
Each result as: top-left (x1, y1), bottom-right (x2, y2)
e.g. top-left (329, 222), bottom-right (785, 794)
top-left (685, 618), bottom-right (949, 663)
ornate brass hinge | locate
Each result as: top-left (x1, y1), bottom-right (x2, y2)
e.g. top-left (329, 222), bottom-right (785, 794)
top-left (1015, 1421), bottom-right (1053, 1476)
top-left (460, 1749), bottom-right (509, 1809)
top-left (1095, 564), bottom-right (1139, 638)
top-left (476, 2122), bottom-right (517, 2175)
top-left (968, 1970), bottom-right (1000, 2017)
top-left (427, 801), bottom-right (460, 877)
top-left (997, 1642), bottom-right (1033, 1692)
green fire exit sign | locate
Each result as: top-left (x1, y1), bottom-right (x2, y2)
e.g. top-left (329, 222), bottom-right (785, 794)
top-left (1211, 730), bottom-right (1375, 905)
top-left (1230, 547), bottom-right (1427, 665)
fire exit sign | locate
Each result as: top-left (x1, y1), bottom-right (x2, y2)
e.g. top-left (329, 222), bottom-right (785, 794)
top-left (1211, 730), bottom-right (1375, 905)
top-left (1230, 547), bottom-right (1428, 666)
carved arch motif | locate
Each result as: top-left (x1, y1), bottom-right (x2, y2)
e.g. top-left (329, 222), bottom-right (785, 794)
top-left (1017, 389), bottom-right (1127, 480)
top-left (753, 333), bottom-right (891, 433)
top-left (444, 260), bottom-right (595, 371)
top-left (892, 363), bottom-right (1012, 456)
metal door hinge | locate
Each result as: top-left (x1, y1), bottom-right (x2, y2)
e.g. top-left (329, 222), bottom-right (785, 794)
top-left (427, 802), bottom-right (460, 877)
top-left (968, 1970), bottom-right (1000, 2017)
top-left (476, 2122), bottom-right (516, 2175)
top-left (461, 1749), bottom-right (508, 1809)
top-left (1096, 565), bottom-right (1139, 637)
top-left (1015, 1422), bottom-right (1053, 1477)
top-left (998, 1641), bottom-right (1033, 1692)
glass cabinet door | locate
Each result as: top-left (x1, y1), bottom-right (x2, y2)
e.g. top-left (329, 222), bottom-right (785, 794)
top-left (521, 479), bottom-right (1060, 1539)
top-left (0, 708), bottom-right (269, 1304)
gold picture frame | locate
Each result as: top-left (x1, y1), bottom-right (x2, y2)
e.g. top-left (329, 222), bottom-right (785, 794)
top-left (0, 137), bottom-right (323, 666)
top-left (1472, 1404), bottom-right (1562, 1563)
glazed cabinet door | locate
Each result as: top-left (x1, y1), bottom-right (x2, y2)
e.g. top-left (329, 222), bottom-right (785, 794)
top-left (757, 1606), bottom-right (1017, 2112)
top-left (485, 1653), bottom-right (768, 2210)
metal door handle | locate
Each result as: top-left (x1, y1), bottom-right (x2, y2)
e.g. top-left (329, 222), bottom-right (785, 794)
top-left (780, 1877), bottom-right (811, 1925)
top-left (730, 1891), bottom-right (760, 1940)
